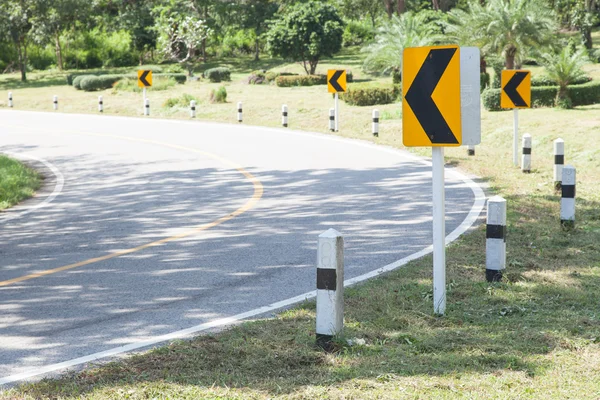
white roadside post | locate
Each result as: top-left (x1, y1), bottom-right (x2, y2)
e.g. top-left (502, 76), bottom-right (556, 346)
top-left (521, 133), bottom-right (531, 173)
top-left (144, 98), bottom-right (150, 116)
top-left (143, 87), bottom-right (147, 113)
top-left (282, 105), bottom-right (288, 127)
top-left (237, 102), bottom-right (243, 123)
top-left (486, 196), bottom-right (507, 282)
top-left (316, 228), bottom-right (344, 351)
top-left (329, 108), bottom-right (335, 132)
top-left (372, 109), bottom-right (379, 137)
top-left (554, 138), bottom-right (565, 190)
top-left (8, 92), bottom-right (13, 108)
top-left (98, 96), bottom-right (103, 113)
top-left (53, 95), bottom-right (58, 111)
top-left (560, 165), bottom-right (576, 229)
top-left (513, 109), bottom-right (519, 166)
top-left (334, 93), bottom-right (339, 132)
top-left (432, 147), bottom-right (446, 315)
top-left (190, 100), bottom-right (196, 118)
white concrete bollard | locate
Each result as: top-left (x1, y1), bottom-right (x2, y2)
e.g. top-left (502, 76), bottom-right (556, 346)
top-left (560, 165), bottom-right (576, 229)
top-left (468, 145), bottom-right (475, 156)
top-left (8, 92), bottom-right (13, 108)
top-left (190, 100), bottom-right (196, 118)
top-left (237, 102), bottom-right (243, 123)
top-left (144, 99), bottom-right (150, 116)
top-left (53, 95), bottom-right (58, 111)
top-left (98, 96), bottom-right (103, 113)
top-left (372, 109), bottom-right (379, 137)
top-left (282, 105), bottom-right (288, 127)
top-left (554, 138), bottom-right (565, 190)
top-left (486, 196), bottom-right (506, 282)
top-left (521, 133), bottom-right (531, 173)
top-left (316, 228), bottom-right (344, 351)
top-left (329, 108), bottom-right (335, 132)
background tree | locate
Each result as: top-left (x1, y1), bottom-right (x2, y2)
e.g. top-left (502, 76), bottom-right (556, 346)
top-left (266, 2), bottom-right (344, 75)
top-left (0, 0), bottom-right (36, 81)
top-left (118, 0), bottom-right (157, 65)
top-left (539, 46), bottom-right (589, 108)
top-left (237, 0), bottom-right (279, 61)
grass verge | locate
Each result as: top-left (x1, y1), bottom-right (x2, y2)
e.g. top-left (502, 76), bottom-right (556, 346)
top-left (0, 155), bottom-right (42, 211)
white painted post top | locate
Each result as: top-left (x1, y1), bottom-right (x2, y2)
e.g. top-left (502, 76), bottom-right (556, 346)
top-left (554, 138), bottom-right (564, 151)
top-left (282, 104), bottom-right (287, 110)
top-left (562, 165), bottom-right (576, 185)
top-left (523, 134), bottom-right (531, 145)
top-left (487, 196), bottom-right (507, 225)
top-left (373, 110), bottom-right (379, 117)
top-left (319, 228), bottom-right (342, 239)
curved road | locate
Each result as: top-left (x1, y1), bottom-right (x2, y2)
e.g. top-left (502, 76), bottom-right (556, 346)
top-left (0, 110), bottom-right (484, 383)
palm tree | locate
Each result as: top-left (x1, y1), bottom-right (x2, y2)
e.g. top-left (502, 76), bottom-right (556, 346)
top-left (539, 47), bottom-right (589, 109)
top-left (361, 12), bottom-right (442, 75)
top-left (446, 0), bottom-right (557, 69)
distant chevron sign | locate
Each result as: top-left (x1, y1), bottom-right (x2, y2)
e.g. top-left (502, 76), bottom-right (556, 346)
top-left (327, 70), bottom-right (347, 93)
top-left (137, 70), bottom-right (152, 88)
top-left (501, 70), bottom-right (530, 108)
top-left (402, 45), bottom-right (462, 147)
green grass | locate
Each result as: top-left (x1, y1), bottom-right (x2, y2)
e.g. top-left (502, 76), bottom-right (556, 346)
top-left (2, 48), bottom-right (600, 399)
top-left (0, 155), bottom-right (42, 210)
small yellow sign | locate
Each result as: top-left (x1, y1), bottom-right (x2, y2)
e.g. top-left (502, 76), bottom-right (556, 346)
top-left (138, 70), bottom-right (152, 88)
top-left (327, 70), bottom-right (347, 93)
top-left (501, 70), bottom-right (531, 108)
top-left (402, 45), bottom-right (462, 147)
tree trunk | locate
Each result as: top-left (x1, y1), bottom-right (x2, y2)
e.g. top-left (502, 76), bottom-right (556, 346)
top-left (505, 45), bottom-right (517, 69)
top-left (397, 0), bottom-right (405, 15)
top-left (55, 31), bottom-right (63, 71)
top-left (556, 85), bottom-right (572, 109)
top-left (14, 36), bottom-right (27, 82)
top-left (309, 59), bottom-right (318, 75)
top-left (384, 0), bottom-right (393, 18)
top-left (432, 0), bottom-right (440, 10)
top-left (582, 28), bottom-right (593, 49)
top-left (202, 38), bottom-right (207, 62)
top-left (254, 37), bottom-right (259, 61)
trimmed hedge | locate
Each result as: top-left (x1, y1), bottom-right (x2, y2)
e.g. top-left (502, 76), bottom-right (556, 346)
top-left (80, 75), bottom-right (124, 91)
top-left (531, 74), bottom-right (592, 87)
top-left (72, 75), bottom-right (95, 90)
top-left (482, 80), bottom-right (600, 111)
top-left (204, 67), bottom-right (231, 82)
top-left (340, 83), bottom-right (400, 106)
top-left (275, 74), bottom-right (327, 87)
top-left (156, 73), bottom-right (186, 84)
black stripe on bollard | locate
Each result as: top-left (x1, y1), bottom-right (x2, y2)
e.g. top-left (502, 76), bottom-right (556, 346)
top-left (283, 112), bottom-right (288, 116)
top-left (329, 116), bottom-right (335, 121)
top-left (523, 148), bottom-right (531, 155)
top-left (485, 269), bottom-right (503, 282)
top-left (316, 334), bottom-right (334, 351)
top-left (316, 268), bottom-right (337, 290)
top-left (468, 149), bottom-right (475, 156)
top-left (373, 118), bottom-right (379, 123)
top-left (555, 155), bottom-right (564, 164)
top-left (562, 184), bottom-right (575, 198)
top-left (486, 224), bottom-right (506, 241)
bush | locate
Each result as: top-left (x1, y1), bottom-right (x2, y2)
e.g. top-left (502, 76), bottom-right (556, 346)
top-left (482, 80), bottom-right (600, 110)
top-left (164, 93), bottom-right (198, 108)
top-left (80, 75), bottom-right (123, 91)
top-left (588, 48), bottom-right (600, 63)
top-left (204, 67), bottom-right (231, 83)
top-left (342, 20), bottom-right (373, 47)
top-left (247, 70), bottom-right (266, 85)
top-left (531, 74), bottom-right (592, 87)
top-left (480, 72), bottom-right (490, 92)
top-left (72, 75), bottom-right (95, 90)
top-left (340, 83), bottom-right (400, 106)
top-left (155, 73), bottom-right (186, 84)
top-left (392, 68), bottom-right (401, 84)
top-left (275, 74), bottom-right (327, 87)
top-left (210, 86), bottom-right (227, 103)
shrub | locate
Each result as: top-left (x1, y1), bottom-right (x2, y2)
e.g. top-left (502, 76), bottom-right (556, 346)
top-left (204, 67), bottom-right (231, 83)
top-left (112, 76), bottom-right (178, 92)
top-left (531, 74), bottom-right (591, 87)
top-left (164, 93), bottom-right (198, 108)
top-left (275, 75), bottom-right (327, 87)
top-left (342, 20), bottom-right (373, 47)
top-left (72, 75), bottom-right (95, 90)
top-left (340, 83), bottom-right (400, 106)
top-left (247, 70), bottom-right (266, 85)
top-left (392, 68), bottom-right (401, 84)
top-left (480, 72), bottom-right (490, 92)
top-left (210, 86), bottom-right (227, 103)
top-left (80, 75), bottom-right (124, 91)
top-left (155, 73), bottom-right (186, 84)
top-left (588, 48), bottom-right (600, 63)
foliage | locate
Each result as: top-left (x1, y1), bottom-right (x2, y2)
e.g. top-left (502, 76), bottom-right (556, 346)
top-left (79, 75), bottom-right (123, 91)
top-left (538, 47), bottom-right (589, 108)
top-left (275, 74), bottom-right (327, 87)
top-left (203, 67), bottom-right (231, 83)
top-left (220, 29), bottom-right (256, 57)
top-left (446, 0), bottom-right (557, 68)
top-left (266, 2), bottom-right (344, 75)
top-left (480, 72), bottom-right (490, 92)
top-left (209, 86), bottom-right (227, 103)
top-left (361, 12), bottom-right (441, 75)
top-left (340, 83), bottom-right (400, 106)
top-left (163, 93), bottom-right (198, 108)
top-left (60, 29), bottom-right (137, 69)
top-left (72, 74), bottom-right (94, 89)
top-left (342, 20), bottom-right (374, 47)
top-left (531, 74), bottom-right (591, 87)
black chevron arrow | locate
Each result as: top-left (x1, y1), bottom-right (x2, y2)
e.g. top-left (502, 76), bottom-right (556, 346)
top-left (328, 70), bottom-right (344, 92)
top-left (502, 71), bottom-right (528, 107)
top-left (139, 70), bottom-right (151, 87)
top-left (404, 48), bottom-right (459, 144)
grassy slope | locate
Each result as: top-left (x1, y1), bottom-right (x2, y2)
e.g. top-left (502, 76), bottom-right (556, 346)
top-left (1, 48), bottom-right (600, 399)
top-left (0, 156), bottom-right (42, 210)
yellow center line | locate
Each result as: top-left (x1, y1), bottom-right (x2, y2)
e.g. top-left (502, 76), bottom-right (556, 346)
top-left (0, 130), bottom-right (264, 287)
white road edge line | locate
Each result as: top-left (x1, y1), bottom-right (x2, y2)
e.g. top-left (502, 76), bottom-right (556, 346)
top-left (0, 159), bottom-right (485, 386)
top-left (0, 152), bottom-right (64, 223)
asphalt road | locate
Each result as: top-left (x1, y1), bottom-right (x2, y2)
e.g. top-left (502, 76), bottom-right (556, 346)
top-left (0, 110), bottom-right (484, 383)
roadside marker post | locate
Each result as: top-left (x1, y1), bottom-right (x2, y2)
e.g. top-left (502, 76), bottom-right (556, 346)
top-left (237, 102), bottom-right (243, 123)
top-left (190, 100), bottom-right (196, 118)
top-left (327, 70), bottom-right (347, 132)
top-left (53, 95), bottom-right (58, 111)
top-left (98, 96), bottom-right (103, 113)
top-left (403, 45), bottom-right (480, 315)
top-left (372, 109), bottom-right (379, 137)
top-left (501, 70), bottom-right (531, 166)
top-left (282, 105), bottom-right (288, 127)
top-left (329, 108), bottom-right (335, 132)
top-left (144, 99), bottom-right (150, 116)
top-left (138, 70), bottom-right (152, 114)
top-left (554, 138), bottom-right (565, 190)
top-left (8, 92), bottom-right (13, 108)
top-left (486, 196), bottom-right (507, 282)
top-left (522, 133), bottom-right (531, 173)
top-left (561, 165), bottom-right (576, 229)
top-left (315, 228), bottom-right (344, 351)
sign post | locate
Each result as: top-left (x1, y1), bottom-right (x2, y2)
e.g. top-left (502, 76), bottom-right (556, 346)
top-left (501, 70), bottom-right (531, 166)
top-left (403, 45), bottom-right (480, 315)
top-left (327, 70), bottom-right (347, 132)
top-left (138, 70), bottom-right (153, 112)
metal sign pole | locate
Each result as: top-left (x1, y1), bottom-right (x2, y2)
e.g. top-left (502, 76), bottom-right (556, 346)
top-left (143, 87), bottom-right (147, 112)
top-left (513, 109), bottom-right (519, 166)
top-left (334, 93), bottom-right (339, 132)
top-left (432, 146), bottom-right (446, 315)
